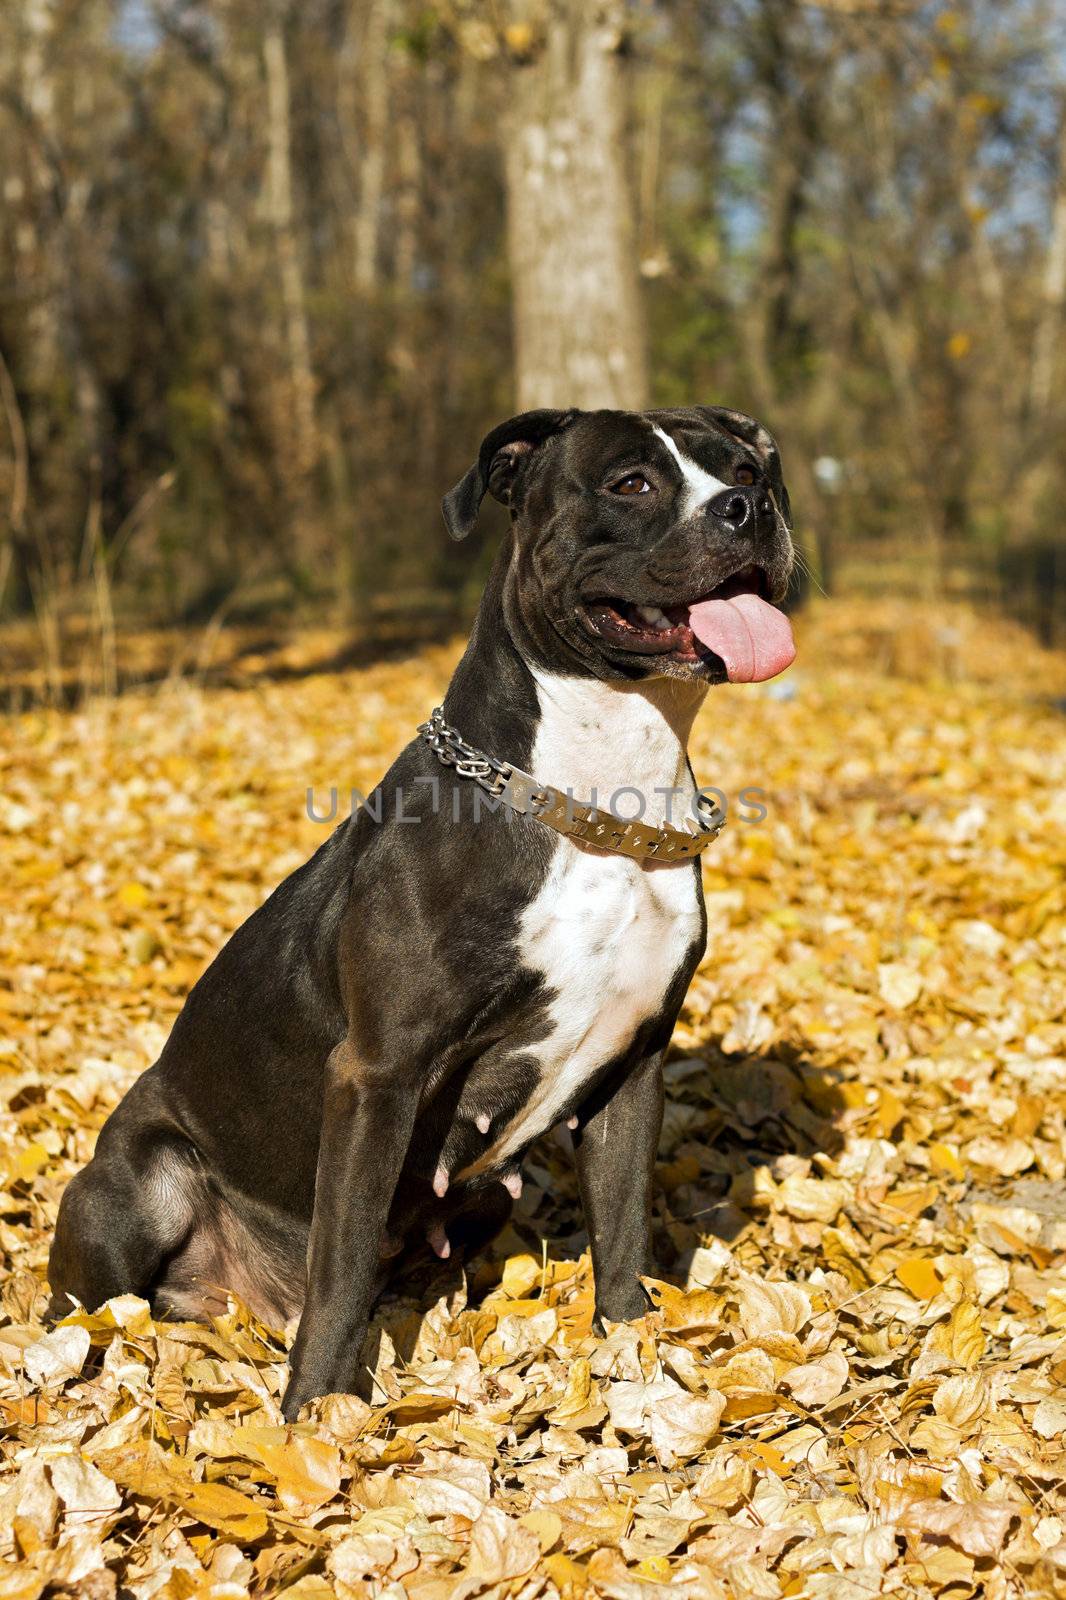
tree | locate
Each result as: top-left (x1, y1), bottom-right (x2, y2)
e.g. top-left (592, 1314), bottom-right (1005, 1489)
top-left (499, 1), bottom-right (648, 410)
top-left (2, 0), bottom-right (1065, 674)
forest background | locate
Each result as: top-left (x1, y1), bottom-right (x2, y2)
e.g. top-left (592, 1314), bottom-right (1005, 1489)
top-left (2, 0), bottom-right (1065, 701)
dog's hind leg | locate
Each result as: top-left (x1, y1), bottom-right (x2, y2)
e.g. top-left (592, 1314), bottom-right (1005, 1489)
top-left (47, 1074), bottom-right (195, 1319)
top-left (47, 1156), bottom-right (175, 1318)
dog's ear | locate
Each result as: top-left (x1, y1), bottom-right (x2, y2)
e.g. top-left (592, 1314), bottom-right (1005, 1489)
top-left (700, 405), bottom-right (781, 470)
top-left (700, 406), bottom-right (791, 525)
top-left (442, 408), bottom-right (578, 541)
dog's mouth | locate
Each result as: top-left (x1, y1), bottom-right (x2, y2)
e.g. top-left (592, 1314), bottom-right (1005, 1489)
top-left (583, 565), bottom-right (796, 683)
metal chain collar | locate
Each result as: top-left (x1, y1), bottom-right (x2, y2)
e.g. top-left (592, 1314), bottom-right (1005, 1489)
top-left (417, 706), bottom-right (726, 863)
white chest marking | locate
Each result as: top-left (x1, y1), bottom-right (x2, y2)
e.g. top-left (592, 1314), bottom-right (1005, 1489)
top-left (652, 425), bottom-right (729, 518)
top-left (475, 671), bottom-right (705, 1168)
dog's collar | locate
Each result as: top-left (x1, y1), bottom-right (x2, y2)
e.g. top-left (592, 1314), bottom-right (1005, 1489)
top-left (418, 706), bottom-right (725, 863)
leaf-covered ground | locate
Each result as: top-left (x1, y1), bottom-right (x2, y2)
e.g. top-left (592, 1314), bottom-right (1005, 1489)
top-left (1, 599), bottom-right (1064, 1600)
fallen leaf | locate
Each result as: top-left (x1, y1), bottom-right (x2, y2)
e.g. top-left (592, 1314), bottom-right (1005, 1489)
top-left (735, 1274), bottom-right (812, 1337)
top-left (780, 1349), bottom-right (849, 1406)
top-left (23, 1325), bottom-right (91, 1388)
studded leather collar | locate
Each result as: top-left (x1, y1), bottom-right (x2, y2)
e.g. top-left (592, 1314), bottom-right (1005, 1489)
top-left (418, 706), bottom-right (725, 863)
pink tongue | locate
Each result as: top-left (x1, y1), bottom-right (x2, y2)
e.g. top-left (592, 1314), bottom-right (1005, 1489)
top-left (687, 592), bottom-right (796, 683)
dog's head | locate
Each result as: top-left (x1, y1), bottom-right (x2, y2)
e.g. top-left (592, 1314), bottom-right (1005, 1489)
top-left (443, 406), bottom-right (796, 685)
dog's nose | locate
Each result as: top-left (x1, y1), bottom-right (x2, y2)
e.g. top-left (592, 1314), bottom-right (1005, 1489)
top-left (706, 485), bottom-right (775, 533)
top-left (706, 487), bottom-right (754, 530)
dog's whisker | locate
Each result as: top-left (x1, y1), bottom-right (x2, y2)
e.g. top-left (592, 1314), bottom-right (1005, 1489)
top-left (789, 543), bottom-right (828, 600)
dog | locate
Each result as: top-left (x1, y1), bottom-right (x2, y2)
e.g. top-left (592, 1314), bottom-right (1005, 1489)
top-left (48, 405), bottom-right (796, 1420)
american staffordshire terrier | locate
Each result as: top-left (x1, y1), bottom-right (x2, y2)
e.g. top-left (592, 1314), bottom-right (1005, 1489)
top-left (48, 405), bottom-right (796, 1418)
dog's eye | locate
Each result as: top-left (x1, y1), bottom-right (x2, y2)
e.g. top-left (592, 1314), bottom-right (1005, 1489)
top-left (734, 464), bottom-right (758, 487)
top-left (610, 474), bottom-right (652, 496)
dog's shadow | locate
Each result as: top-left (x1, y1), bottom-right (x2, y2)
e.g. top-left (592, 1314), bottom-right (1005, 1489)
top-left (361, 1253), bottom-right (477, 1395)
top-left (357, 1039), bottom-right (855, 1381)
top-left (653, 1040), bottom-right (854, 1285)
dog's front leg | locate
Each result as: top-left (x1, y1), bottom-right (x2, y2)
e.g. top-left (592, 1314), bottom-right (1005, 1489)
top-left (573, 1047), bottom-right (665, 1325)
top-left (282, 1039), bottom-right (418, 1420)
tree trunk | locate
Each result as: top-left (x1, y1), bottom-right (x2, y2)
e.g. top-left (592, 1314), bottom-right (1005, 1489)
top-left (262, 14), bottom-right (318, 481)
top-left (19, 0), bottom-right (60, 396)
top-left (342, 0), bottom-right (392, 294)
top-left (501, 0), bottom-right (647, 411)
top-left (1029, 95), bottom-right (1066, 419)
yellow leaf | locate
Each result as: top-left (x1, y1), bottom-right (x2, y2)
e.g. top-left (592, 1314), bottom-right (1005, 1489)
top-left (896, 1258), bottom-right (942, 1301)
top-left (929, 1142), bottom-right (965, 1180)
top-left (635, 1556), bottom-right (672, 1580)
top-left (963, 1135), bottom-right (1034, 1177)
top-left (659, 1154), bottom-right (700, 1190)
top-left (641, 1277), bottom-right (721, 1332)
top-left (127, 928), bottom-right (160, 963)
top-left (1033, 1398), bottom-right (1066, 1438)
top-left (498, 1254), bottom-right (541, 1299)
top-left (898, 1497), bottom-right (1012, 1557)
top-left (883, 1182), bottom-right (938, 1218)
top-left (709, 1348), bottom-right (778, 1392)
top-left (182, 1480), bottom-right (272, 1540)
top-left (371, 1391), bottom-right (459, 1426)
top-left (820, 1227), bottom-right (872, 1288)
top-left (0, 1567), bottom-right (49, 1600)
top-left (869, 1086), bottom-right (906, 1136)
top-left (12, 1461), bottom-right (58, 1557)
top-left (695, 1461), bottom-right (753, 1506)
top-left (547, 1358), bottom-right (602, 1427)
top-left (544, 1552), bottom-right (591, 1593)
top-left (519, 1509), bottom-right (563, 1553)
top-left (932, 1374), bottom-right (989, 1429)
top-left (747, 1442), bottom-right (790, 1476)
top-left (24, 1325), bottom-right (91, 1387)
top-left (780, 1350), bottom-right (849, 1407)
top-left (90, 1442), bottom-right (269, 1539)
top-left (909, 1417), bottom-right (964, 1456)
top-left (490, 1297), bottom-right (552, 1318)
top-left (462, 1505), bottom-right (540, 1587)
top-left (118, 881), bottom-right (150, 910)
top-left (721, 1392), bottom-right (785, 1422)
top-left (57, 1295), bottom-right (154, 1339)
top-left (15, 1143), bottom-right (48, 1181)
top-left (933, 1301), bottom-right (986, 1369)
top-left (804, 1079), bottom-right (871, 1116)
top-left (245, 1433), bottom-right (341, 1516)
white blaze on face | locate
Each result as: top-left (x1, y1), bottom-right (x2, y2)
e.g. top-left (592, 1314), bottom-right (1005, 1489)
top-left (651, 425), bottom-right (731, 517)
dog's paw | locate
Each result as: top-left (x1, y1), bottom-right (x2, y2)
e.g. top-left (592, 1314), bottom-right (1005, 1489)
top-left (280, 1377), bottom-right (318, 1424)
top-left (593, 1284), bottom-right (653, 1327)
top-left (281, 1357), bottom-right (377, 1422)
